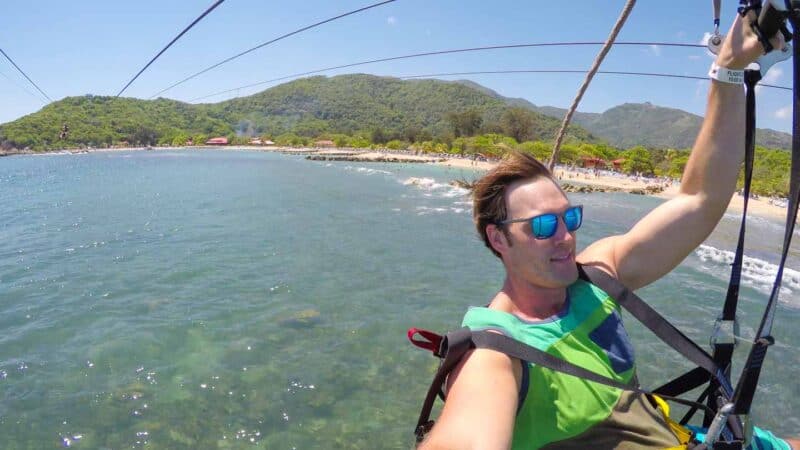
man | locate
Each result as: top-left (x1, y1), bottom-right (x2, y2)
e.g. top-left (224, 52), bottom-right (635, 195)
top-left (419, 12), bottom-right (798, 450)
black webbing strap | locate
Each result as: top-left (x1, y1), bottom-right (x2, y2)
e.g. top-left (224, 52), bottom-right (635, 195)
top-left (695, 68), bottom-right (761, 428)
top-left (579, 265), bottom-right (746, 444)
top-left (414, 327), bottom-right (473, 442)
top-left (578, 265), bottom-right (732, 394)
top-left (471, 331), bottom-right (716, 414)
top-left (716, 69), bottom-right (758, 370)
top-left (730, 9), bottom-right (800, 416)
top-left (413, 327), bottom-right (719, 443)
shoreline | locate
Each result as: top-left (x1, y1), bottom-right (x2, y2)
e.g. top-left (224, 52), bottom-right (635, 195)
top-left (438, 155), bottom-right (790, 221)
top-left (9, 144), bottom-right (791, 221)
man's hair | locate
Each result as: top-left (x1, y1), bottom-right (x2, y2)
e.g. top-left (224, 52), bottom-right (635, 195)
top-left (472, 151), bottom-right (555, 258)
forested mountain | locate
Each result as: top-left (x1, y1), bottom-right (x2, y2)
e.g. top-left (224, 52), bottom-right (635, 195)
top-left (0, 95), bottom-right (232, 150)
top-left (534, 103), bottom-right (790, 149)
top-left (0, 74), bottom-right (593, 151)
top-left (1, 74), bottom-right (791, 152)
top-left (450, 80), bottom-right (792, 150)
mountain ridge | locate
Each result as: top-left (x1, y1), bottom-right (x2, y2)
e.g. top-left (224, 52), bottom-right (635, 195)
top-left (0, 74), bottom-right (791, 151)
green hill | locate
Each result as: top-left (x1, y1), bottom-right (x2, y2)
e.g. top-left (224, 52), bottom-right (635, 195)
top-left (0, 74), bottom-right (593, 151)
top-left (0, 95), bottom-right (232, 150)
top-left (4, 74), bottom-right (789, 152)
top-left (532, 102), bottom-right (791, 150)
top-left (450, 79), bottom-right (792, 150)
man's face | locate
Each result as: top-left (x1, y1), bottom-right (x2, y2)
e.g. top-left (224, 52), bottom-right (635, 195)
top-left (498, 177), bottom-right (579, 289)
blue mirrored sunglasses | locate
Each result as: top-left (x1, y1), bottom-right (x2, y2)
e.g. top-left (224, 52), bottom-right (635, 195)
top-left (498, 205), bottom-right (583, 240)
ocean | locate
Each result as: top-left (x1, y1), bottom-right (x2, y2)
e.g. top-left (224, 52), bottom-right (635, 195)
top-left (1, 149), bottom-right (798, 449)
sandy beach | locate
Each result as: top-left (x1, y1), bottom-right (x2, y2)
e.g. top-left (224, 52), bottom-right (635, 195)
top-left (438, 156), bottom-right (791, 221)
top-left (19, 144), bottom-right (791, 222)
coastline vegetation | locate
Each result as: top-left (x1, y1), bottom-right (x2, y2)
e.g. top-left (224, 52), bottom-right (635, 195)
top-left (0, 75), bottom-right (791, 197)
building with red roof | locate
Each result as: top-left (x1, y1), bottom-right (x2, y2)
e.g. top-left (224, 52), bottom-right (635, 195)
top-left (206, 137), bottom-right (228, 145)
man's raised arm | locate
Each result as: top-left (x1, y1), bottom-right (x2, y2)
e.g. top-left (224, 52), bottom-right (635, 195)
top-left (579, 12), bottom-right (784, 290)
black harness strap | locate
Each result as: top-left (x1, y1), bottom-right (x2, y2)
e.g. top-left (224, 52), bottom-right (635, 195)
top-left (578, 266), bottom-right (732, 394)
top-left (414, 265), bottom-right (745, 444)
top-left (413, 327), bottom-right (719, 444)
top-left (691, 68), bottom-right (762, 430)
top-left (580, 266), bottom-right (745, 444)
top-left (413, 327), bottom-right (473, 442)
top-left (730, 8), bottom-right (800, 416)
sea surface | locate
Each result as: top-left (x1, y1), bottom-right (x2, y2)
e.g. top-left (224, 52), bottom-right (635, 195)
top-left (1, 149), bottom-right (798, 449)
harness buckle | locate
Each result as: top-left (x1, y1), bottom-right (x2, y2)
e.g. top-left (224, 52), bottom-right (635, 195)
top-left (407, 328), bottom-right (445, 357)
top-left (710, 317), bottom-right (739, 347)
top-left (705, 403), bottom-right (735, 447)
top-left (741, 414), bottom-right (754, 449)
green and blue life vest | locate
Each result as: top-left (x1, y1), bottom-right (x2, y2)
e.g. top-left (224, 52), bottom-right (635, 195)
top-left (462, 278), bottom-right (681, 449)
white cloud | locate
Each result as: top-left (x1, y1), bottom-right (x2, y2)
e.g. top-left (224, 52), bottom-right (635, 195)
top-left (763, 66), bottom-right (783, 84)
top-left (694, 79), bottom-right (707, 100)
top-left (387, 16), bottom-right (397, 25)
top-left (676, 30), bottom-right (687, 39)
top-left (775, 105), bottom-right (792, 119)
top-left (650, 44), bottom-right (661, 56)
top-left (756, 67), bottom-right (783, 93)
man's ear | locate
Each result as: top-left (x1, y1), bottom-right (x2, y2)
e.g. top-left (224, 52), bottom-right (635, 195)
top-left (486, 224), bottom-right (509, 255)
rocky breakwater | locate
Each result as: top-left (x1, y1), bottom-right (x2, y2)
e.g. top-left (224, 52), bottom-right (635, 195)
top-left (560, 183), bottom-right (622, 194)
top-left (306, 151), bottom-right (446, 163)
top-left (445, 180), bottom-right (665, 196)
top-left (560, 182), bottom-right (665, 195)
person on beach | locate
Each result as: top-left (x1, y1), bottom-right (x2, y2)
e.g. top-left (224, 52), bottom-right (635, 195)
top-left (418, 12), bottom-right (798, 450)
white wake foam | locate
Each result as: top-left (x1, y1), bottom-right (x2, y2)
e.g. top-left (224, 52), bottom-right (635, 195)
top-left (415, 206), bottom-right (469, 215)
top-left (695, 244), bottom-right (800, 307)
top-left (401, 177), bottom-right (470, 199)
top-left (343, 165), bottom-right (392, 176)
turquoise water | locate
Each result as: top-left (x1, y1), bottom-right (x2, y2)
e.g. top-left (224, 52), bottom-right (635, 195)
top-left (0, 149), bottom-right (798, 449)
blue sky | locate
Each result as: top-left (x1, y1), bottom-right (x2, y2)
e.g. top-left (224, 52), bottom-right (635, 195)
top-left (1, 0), bottom-right (794, 133)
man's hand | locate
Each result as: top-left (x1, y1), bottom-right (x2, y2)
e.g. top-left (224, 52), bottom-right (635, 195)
top-left (715, 10), bottom-right (785, 70)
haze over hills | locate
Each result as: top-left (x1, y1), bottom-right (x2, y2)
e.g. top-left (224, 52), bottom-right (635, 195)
top-left (0, 74), bottom-right (791, 151)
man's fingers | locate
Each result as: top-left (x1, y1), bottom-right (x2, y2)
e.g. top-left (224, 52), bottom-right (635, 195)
top-left (768, 34), bottom-right (786, 53)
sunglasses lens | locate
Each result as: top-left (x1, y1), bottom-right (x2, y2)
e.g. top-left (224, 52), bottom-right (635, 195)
top-left (564, 206), bottom-right (583, 231)
top-left (532, 214), bottom-right (558, 239)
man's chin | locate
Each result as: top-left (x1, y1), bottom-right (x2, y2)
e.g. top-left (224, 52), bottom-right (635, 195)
top-left (552, 262), bottom-right (579, 285)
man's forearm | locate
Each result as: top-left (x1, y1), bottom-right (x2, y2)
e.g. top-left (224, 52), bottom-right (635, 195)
top-left (679, 80), bottom-right (746, 215)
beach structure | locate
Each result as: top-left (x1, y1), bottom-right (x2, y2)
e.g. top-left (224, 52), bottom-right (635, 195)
top-left (205, 137), bottom-right (228, 145)
top-left (580, 156), bottom-right (607, 169)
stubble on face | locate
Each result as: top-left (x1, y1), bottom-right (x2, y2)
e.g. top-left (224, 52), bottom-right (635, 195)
top-left (502, 177), bottom-right (579, 291)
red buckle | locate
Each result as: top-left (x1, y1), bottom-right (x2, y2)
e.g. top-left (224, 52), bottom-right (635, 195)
top-left (407, 328), bottom-right (443, 357)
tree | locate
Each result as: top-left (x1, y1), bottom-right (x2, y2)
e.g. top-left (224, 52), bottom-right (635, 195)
top-left (622, 146), bottom-right (655, 175)
top-left (403, 125), bottom-right (422, 143)
top-left (667, 155), bottom-right (689, 178)
top-left (501, 107), bottom-right (535, 143)
top-left (446, 109), bottom-right (483, 137)
top-left (517, 141), bottom-right (551, 161)
top-left (132, 127), bottom-right (158, 146)
top-left (371, 127), bottom-right (388, 144)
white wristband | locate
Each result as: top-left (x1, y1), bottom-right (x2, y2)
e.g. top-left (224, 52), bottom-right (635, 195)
top-left (708, 63), bottom-right (744, 84)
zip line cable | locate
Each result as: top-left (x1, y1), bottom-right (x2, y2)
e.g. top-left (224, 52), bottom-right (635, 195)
top-left (116, 0), bottom-right (227, 97)
top-left (187, 41), bottom-right (708, 102)
top-left (0, 67), bottom-right (45, 102)
top-left (149, 0), bottom-right (397, 99)
top-left (549, 0), bottom-right (637, 170)
top-left (399, 69), bottom-right (790, 90)
top-left (0, 47), bottom-right (53, 103)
